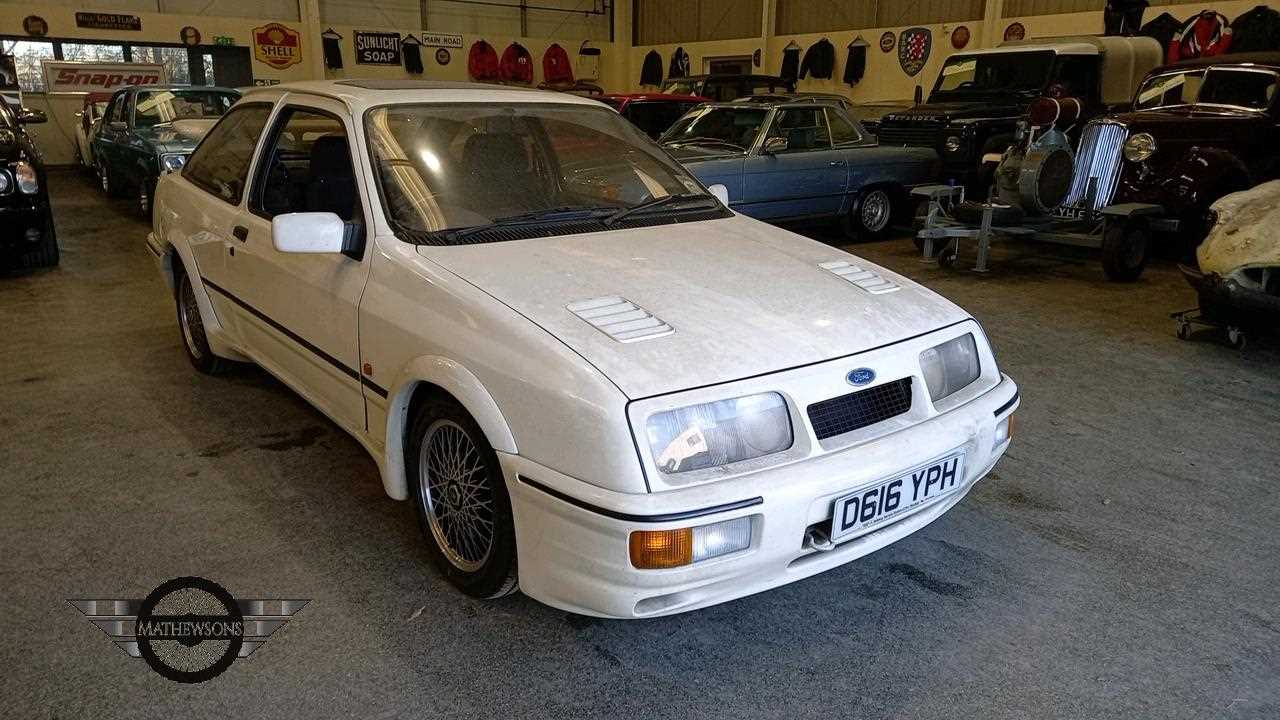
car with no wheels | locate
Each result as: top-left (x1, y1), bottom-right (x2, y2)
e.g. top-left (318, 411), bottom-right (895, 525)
top-left (661, 100), bottom-right (938, 240)
top-left (147, 80), bottom-right (1018, 618)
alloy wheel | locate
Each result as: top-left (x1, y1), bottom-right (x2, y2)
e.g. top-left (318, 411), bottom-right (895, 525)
top-left (417, 419), bottom-right (495, 573)
top-left (178, 274), bottom-right (205, 361)
top-left (861, 189), bottom-right (891, 233)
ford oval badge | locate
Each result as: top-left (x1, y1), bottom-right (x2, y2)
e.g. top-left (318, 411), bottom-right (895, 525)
top-left (847, 368), bottom-right (876, 386)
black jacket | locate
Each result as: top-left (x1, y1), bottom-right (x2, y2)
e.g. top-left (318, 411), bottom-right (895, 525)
top-left (1105, 0), bottom-right (1148, 36)
top-left (640, 50), bottom-right (663, 86)
top-left (1139, 12), bottom-right (1184, 53)
top-left (800, 39), bottom-right (835, 80)
top-left (1231, 5), bottom-right (1280, 53)
top-left (668, 47), bottom-right (690, 79)
top-left (843, 43), bottom-right (866, 85)
top-left (780, 46), bottom-right (801, 83)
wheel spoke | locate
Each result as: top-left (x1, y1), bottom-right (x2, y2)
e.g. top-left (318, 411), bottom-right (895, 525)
top-left (418, 419), bottom-right (496, 572)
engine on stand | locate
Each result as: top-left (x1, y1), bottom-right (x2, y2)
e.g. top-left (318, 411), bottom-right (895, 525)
top-left (993, 97), bottom-right (1084, 216)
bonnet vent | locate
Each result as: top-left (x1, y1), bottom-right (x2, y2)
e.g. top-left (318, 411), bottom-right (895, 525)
top-left (819, 261), bottom-right (901, 295)
top-left (567, 297), bottom-right (673, 343)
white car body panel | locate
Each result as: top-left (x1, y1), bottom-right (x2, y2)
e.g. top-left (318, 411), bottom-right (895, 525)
top-left (149, 81), bottom-right (1018, 618)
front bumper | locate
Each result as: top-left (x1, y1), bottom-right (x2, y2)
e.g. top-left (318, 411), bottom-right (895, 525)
top-left (0, 201), bottom-right (50, 249)
top-left (504, 374), bottom-right (1018, 618)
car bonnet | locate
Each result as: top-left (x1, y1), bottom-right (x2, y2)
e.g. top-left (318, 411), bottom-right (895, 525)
top-left (415, 214), bottom-right (968, 399)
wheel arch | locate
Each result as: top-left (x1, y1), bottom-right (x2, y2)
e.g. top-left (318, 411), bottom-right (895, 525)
top-left (380, 356), bottom-right (517, 501)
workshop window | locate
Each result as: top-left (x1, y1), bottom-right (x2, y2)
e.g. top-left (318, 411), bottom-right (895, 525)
top-left (1, 39), bottom-right (55, 92)
top-left (61, 43), bottom-right (126, 64)
top-left (130, 45), bottom-right (192, 85)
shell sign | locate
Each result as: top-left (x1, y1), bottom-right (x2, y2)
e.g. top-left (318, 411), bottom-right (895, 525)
top-left (252, 23), bottom-right (302, 70)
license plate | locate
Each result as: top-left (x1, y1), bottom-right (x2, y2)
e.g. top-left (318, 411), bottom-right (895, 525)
top-left (829, 453), bottom-right (966, 542)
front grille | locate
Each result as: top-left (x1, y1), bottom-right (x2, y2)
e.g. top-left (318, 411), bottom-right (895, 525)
top-left (807, 378), bottom-right (913, 441)
top-left (876, 125), bottom-right (943, 147)
top-left (1061, 120), bottom-right (1128, 212)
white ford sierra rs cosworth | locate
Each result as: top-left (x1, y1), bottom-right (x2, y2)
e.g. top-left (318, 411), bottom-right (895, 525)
top-left (146, 80), bottom-right (1019, 618)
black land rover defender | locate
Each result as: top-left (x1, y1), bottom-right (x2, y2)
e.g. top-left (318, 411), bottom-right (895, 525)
top-left (877, 36), bottom-right (1161, 193)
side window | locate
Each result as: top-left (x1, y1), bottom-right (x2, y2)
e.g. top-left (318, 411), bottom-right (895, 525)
top-left (182, 103), bottom-right (273, 206)
top-left (106, 97), bottom-right (124, 124)
top-left (1052, 56), bottom-right (1100, 102)
top-left (767, 108), bottom-right (831, 151)
top-left (826, 109), bottom-right (862, 146)
top-left (252, 107), bottom-right (359, 222)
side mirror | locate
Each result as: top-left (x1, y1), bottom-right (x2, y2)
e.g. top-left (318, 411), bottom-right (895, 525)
top-left (17, 108), bottom-right (46, 124)
top-left (762, 136), bottom-right (789, 155)
top-left (914, 85), bottom-right (924, 105)
top-left (272, 212), bottom-right (348, 254)
top-left (707, 184), bottom-right (730, 206)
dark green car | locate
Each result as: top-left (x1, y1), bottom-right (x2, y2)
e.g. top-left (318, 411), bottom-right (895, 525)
top-left (92, 85), bottom-right (240, 217)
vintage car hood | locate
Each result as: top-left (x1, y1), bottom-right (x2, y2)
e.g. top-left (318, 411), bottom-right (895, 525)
top-left (883, 99), bottom-right (1028, 124)
top-left (1111, 107), bottom-right (1265, 143)
top-left (417, 215), bottom-right (968, 399)
top-left (1199, 180), bottom-right (1280, 275)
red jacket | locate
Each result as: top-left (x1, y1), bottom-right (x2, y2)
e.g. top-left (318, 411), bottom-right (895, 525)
top-left (468, 40), bottom-right (500, 82)
top-left (500, 42), bottom-right (533, 84)
top-left (1168, 11), bottom-right (1233, 63)
top-left (542, 43), bottom-right (574, 84)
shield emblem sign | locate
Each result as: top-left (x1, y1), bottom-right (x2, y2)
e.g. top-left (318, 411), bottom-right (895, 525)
top-left (898, 27), bottom-right (932, 77)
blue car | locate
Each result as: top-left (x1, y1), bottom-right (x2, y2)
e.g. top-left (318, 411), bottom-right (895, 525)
top-left (661, 100), bottom-right (938, 239)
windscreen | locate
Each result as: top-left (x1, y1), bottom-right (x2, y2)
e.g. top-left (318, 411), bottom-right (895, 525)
top-left (1134, 68), bottom-right (1277, 111)
top-left (932, 51), bottom-right (1055, 98)
top-left (660, 105), bottom-right (768, 150)
top-left (366, 103), bottom-right (706, 234)
top-left (134, 90), bottom-right (237, 127)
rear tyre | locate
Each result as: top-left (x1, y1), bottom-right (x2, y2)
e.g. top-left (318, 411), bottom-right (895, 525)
top-left (98, 160), bottom-right (120, 197)
top-left (841, 187), bottom-right (896, 241)
top-left (16, 211), bottom-right (59, 269)
top-left (176, 268), bottom-right (232, 374)
top-left (1102, 223), bottom-right (1148, 282)
top-left (408, 395), bottom-right (518, 600)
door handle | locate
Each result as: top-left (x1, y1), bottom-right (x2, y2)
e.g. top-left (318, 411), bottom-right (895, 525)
top-left (232, 226), bottom-right (249, 242)
top-left (829, 160), bottom-right (846, 167)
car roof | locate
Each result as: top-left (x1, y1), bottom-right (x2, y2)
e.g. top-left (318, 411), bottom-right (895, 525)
top-left (241, 79), bottom-right (603, 110)
top-left (117, 84), bottom-right (239, 93)
top-left (1157, 51), bottom-right (1280, 72)
top-left (600, 93), bottom-right (706, 102)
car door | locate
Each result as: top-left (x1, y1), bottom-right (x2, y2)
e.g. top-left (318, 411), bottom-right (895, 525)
top-left (740, 107), bottom-right (847, 219)
top-left (167, 102), bottom-right (276, 335)
top-left (226, 98), bottom-right (371, 433)
top-left (94, 92), bottom-right (127, 173)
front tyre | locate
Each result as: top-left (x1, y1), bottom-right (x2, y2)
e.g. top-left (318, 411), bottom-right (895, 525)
top-left (1102, 223), bottom-right (1148, 282)
top-left (16, 210), bottom-right (59, 269)
top-left (841, 187), bottom-right (895, 241)
top-left (137, 176), bottom-right (155, 220)
top-left (408, 396), bottom-right (518, 599)
top-left (176, 269), bottom-right (232, 374)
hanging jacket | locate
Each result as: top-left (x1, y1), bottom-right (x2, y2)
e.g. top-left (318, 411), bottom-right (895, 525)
top-left (668, 47), bottom-right (690, 79)
top-left (640, 50), bottom-right (663, 86)
top-left (800, 39), bottom-right (836, 80)
top-left (1168, 11), bottom-right (1233, 63)
top-left (1104, 0), bottom-right (1149, 36)
top-left (1230, 5), bottom-right (1280, 53)
top-left (500, 42), bottom-right (533, 84)
top-left (1139, 13), bottom-right (1184, 54)
top-left (468, 40), bottom-right (500, 82)
top-left (322, 35), bottom-right (343, 70)
top-left (542, 43), bottom-right (573, 84)
top-left (780, 46), bottom-right (801, 84)
top-left (843, 43), bottom-right (867, 85)
top-left (403, 40), bottom-right (423, 74)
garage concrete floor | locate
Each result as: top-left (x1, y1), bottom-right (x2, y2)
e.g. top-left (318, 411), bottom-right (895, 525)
top-left (3, 169), bottom-right (1278, 718)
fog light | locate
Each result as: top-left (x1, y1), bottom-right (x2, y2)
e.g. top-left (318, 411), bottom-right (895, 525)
top-left (944, 135), bottom-right (962, 153)
top-left (630, 516), bottom-right (753, 569)
top-left (994, 413), bottom-right (1014, 448)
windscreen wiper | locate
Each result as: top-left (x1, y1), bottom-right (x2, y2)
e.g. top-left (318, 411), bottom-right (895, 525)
top-left (603, 192), bottom-right (720, 227)
top-left (667, 137), bottom-right (745, 150)
top-left (449, 205), bottom-right (615, 241)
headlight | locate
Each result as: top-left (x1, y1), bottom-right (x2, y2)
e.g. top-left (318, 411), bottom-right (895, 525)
top-left (160, 153), bottom-right (189, 175)
top-left (1123, 133), bottom-right (1157, 163)
top-left (646, 392), bottom-right (792, 473)
top-left (0, 170), bottom-right (10, 194)
top-left (919, 334), bottom-right (981, 402)
top-left (944, 135), bottom-right (963, 153)
top-left (13, 162), bottom-right (37, 194)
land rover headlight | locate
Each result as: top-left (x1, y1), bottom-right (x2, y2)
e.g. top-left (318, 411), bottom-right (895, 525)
top-left (944, 135), bottom-right (963, 153)
top-left (160, 153), bottom-right (189, 175)
top-left (646, 393), bottom-right (792, 473)
top-left (13, 162), bottom-right (38, 194)
top-left (919, 334), bottom-right (981, 402)
top-left (1123, 133), bottom-right (1157, 163)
